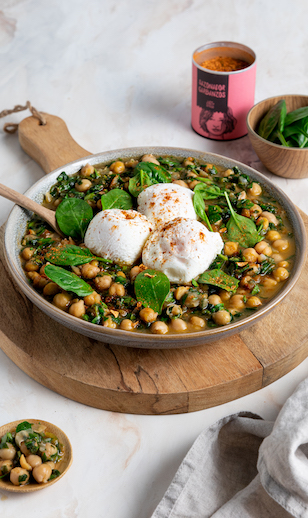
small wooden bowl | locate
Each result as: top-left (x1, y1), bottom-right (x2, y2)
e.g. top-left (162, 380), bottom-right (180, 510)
top-left (247, 94), bottom-right (308, 179)
top-left (0, 419), bottom-right (72, 492)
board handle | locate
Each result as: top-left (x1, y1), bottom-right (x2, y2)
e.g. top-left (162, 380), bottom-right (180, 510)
top-left (18, 113), bottom-right (91, 174)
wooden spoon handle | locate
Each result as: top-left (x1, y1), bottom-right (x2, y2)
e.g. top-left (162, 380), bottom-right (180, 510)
top-left (18, 113), bottom-right (91, 174)
top-left (0, 182), bottom-right (59, 234)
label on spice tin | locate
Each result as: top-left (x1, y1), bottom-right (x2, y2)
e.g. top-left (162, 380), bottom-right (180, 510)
top-left (192, 57), bottom-right (256, 141)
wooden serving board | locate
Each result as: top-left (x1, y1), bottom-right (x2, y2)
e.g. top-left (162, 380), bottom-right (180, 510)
top-left (0, 114), bottom-right (308, 415)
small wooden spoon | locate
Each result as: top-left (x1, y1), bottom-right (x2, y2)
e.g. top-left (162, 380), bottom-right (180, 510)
top-left (0, 419), bottom-right (73, 492)
top-left (0, 182), bottom-right (62, 236)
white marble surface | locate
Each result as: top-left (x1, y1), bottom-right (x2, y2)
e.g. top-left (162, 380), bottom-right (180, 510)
top-left (0, 1), bottom-right (308, 516)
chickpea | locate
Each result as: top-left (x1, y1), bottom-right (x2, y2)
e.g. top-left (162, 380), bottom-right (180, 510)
top-left (169, 318), bottom-right (188, 332)
top-left (256, 216), bottom-right (269, 231)
top-left (103, 316), bottom-right (117, 328)
top-left (53, 198), bottom-right (62, 208)
top-left (248, 182), bottom-right (262, 196)
top-left (141, 154), bottom-right (160, 165)
top-left (0, 460), bottom-right (13, 476)
top-left (174, 286), bottom-right (189, 300)
top-left (75, 179), bottom-right (92, 192)
top-left (81, 262), bottom-right (100, 279)
top-left (238, 191), bottom-right (246, 201)
top-left (21, 247), bottom-right (34, 260)
top-left (32, 463), bottom-right (52, 484)
top-left (81, 163), bottom-right (95, 177)
top-left (95, 275), bottom-right (113, 290)
top-left (39, 442), bottom-right (58, 460)
top-left (242, 248), bottom-right (259, 263)
top-left (42, 282), bottom-right (60, 298)
top-left (222, 168), bottom-right (234, 177)
top-left (247, 296), bottom-right (262, 308)
top-left (150, 321), bottom-right (169, 334)
top-left (187, 171), bottom-right (198, 178)
top-left (27, 271), bottom-right (40, 281)
top-left (229, 294), bottom-right (245, 310)
top-left (250, 204), bottom-right (262, 219)
top-left (240, 275), bottom-right (253, 289)
top-left (172, 179), bottom-right (189, 189)
top-left (272, 239), bottom-right (289, 253)
top-left (110, 160), bottom-right (126, 173)
top-left (273, 267), bottom-right (289, 282)
top-left (19, 441), bottom-right (32, 456)
top-left (139, 307), bottom-right (158, 323)
top-left (120, 319), bottom-right (135, 331)
top-left (254, 241), bottom-right (272, 256)
top-left (190, 316), bottom-right (206, 329)
top-left (53, 291), bottom-right (73, 310)
top-left (69, 299), bottom-right (86, 318)
top-left (10, 467), bottom-right (30, 486)
top-left (0, 442), bottom-right (16, 460)
top-left (24, 260), bottom-right (39, 272)
top-left (266, 230), bottom-right (281, 242)
top-left (219, 290), bottom-right (231, 302)
top-left (208, 294), bottom-right (222, 306)
top-left (130, 265), bottom-right (143, 281)
top-left (188, 180), bottom-right (201, 190)
top-left (26, 455), bottom-right (42, 469)
top-left (212, 310), bottom-right (231, 326)
top-left (109, 283), bottom-right (126, 297)
top-left (33, 274), bottom-right (49, 290)
top-left (261, 211), bottom-right (278, 226)
top-left (84, 291), bottom-right (101, 305)
top-left (117, 271), bottom-right (126, 278)
top-left (224, 241), bottom-right (239, 256)
top-left (167, 304), bottom-right (182, 318)
top-left (261, 276), bottom-right (277, 288)
top-left (184, 292), bottom-right (200, 308)
top-left (278, 260), bottom-right (289, 268)
top-left (183, 158), bottom-right (195, 167)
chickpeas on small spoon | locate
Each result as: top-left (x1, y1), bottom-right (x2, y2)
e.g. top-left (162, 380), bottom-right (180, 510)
top-left (0, 183), bottom-right (63, 236)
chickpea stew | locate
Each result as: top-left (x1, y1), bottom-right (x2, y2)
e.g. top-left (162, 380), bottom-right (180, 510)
top-left (19, 154), bottom-right (295, 335)
top-left (0, 421), bottom-right (64, 487)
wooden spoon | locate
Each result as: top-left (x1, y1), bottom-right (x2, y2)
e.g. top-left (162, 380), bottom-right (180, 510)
top-left (0, 419), bottom-right (73, 493)
top-left (0, 182), bottom-right (62, 235)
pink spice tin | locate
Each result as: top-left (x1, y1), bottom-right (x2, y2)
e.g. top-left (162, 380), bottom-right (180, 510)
top-left (192, 41), bottom-right (256, 140)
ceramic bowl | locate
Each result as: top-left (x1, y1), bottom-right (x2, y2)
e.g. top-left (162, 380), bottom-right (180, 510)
top-left (0, 419), bottom-right (72, 492)
top-left (3, 146), bottom-right (307, 349)
top-left (247, 94), bottom-right (308, 179)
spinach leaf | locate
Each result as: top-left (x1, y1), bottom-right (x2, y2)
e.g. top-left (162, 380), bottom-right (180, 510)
top-left (193, 189), bottom-right (213, 231)
top-left (16, 421), bottom-right (33, 433)
top-left (128, 170), bottom-right (155, 197)
top-left (128, 162), bottom-right (172, 197)
top-left (44, 264), bottom-right (94, 296)
top-left (285, 106), bottom-right (308, 126)
top-left (45, 244), bottom-right (111, 266)
top-left (55, 198), bottom-right (93, 240)
top-left (134, 161), bottom-right (172, 183)
top-left (258, 100), bottom-right (286, 139)
top-left (194, 183), bottom-right (224, 200)
top-left (224, 192), bottom-right (260, 248)
top-left (134, 269), bottom-right (170, 314)
top-left (198, 268), bottom-right (239, 292)
top-left (101, 189), bottom-right (133, 210)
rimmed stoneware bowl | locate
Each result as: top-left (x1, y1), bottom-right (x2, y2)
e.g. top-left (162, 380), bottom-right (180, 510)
top-left (247, 94), bottom-right (308, 179)
top-left (0, 419), bottom-right (72, 492)
top-left (4, 146), bottom-right (307, 349)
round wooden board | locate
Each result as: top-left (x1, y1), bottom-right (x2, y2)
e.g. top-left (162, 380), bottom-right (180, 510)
top-left (1, 213), bottom-right (308, 415)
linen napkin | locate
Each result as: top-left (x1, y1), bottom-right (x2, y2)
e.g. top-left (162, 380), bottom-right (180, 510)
top-left (151, 377), bottom-right (308, 518)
